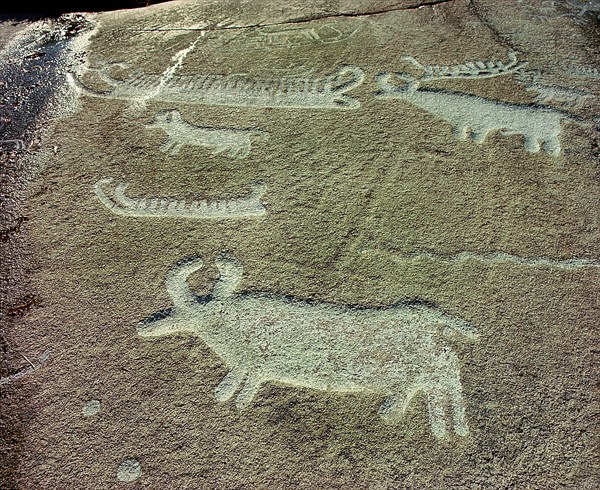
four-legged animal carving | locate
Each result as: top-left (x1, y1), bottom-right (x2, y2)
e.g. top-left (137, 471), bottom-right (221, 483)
top-left (146, 110), bottom-right (268, 159)
top-left (375, 73), bottom-right (580, 157)
top-left (138, 254), bottom-right (479, 438)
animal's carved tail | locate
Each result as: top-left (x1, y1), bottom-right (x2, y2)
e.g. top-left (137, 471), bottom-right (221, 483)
top-left (166, 257), bottom-right (205, 309)
top-left (213, 253), bottom-right (243, 299)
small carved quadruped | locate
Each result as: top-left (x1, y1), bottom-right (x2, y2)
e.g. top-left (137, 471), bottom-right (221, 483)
top-left (137, 254), bottom-right (480, 439)
top-left (146, 110), bottom-right (268, 159)
top-left (94, 178), bottom-right (267, 218)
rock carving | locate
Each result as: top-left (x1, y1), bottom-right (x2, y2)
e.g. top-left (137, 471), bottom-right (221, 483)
top-left (146, 109), bottom-right (268, 158)
top-left (0, 349), bottom-right (51, 386)
top-left (400, 50), bottom-right (527, 84)
top-left (375, 72), bottom-right (578, 157)
top-left (68, 64), bottom-right (365, 110)
top-left (565, 0), bottom-right (600, 19)
top-left (137, 254), bottom-right (479, 439)
top-left (0, 139), bottom-right (25, 151)
top-left (241, 23), bottom-right (359, 48)
top-left (94, 178), bottom-right (267, 218)
top-left (565, 65), bottom-right (600, 80)
top-left (365, 249), bottom-right (600, 271)
top-left (515, 71), bottom-right (594, 108)
top-left (117, 459), bottom-right (141, 483)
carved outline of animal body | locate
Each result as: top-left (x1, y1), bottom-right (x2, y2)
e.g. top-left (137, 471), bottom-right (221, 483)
top-left (375, 73), bottom-right (577, 157)
top-left (94, 178), bottom-right (267, 218)
top-left (146, 110), bottom-right (268, 159)
top-left (67, 64), bottom-right (365, 110)
top-left (137, 254), bottom-right (480, 439)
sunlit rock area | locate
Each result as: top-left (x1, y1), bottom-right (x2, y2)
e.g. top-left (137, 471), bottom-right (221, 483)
top-left (1, 1), bottom-right (598, 487)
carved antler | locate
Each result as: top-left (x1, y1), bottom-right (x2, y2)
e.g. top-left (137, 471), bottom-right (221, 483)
top-left (401, 49), bottom-right (527, 82)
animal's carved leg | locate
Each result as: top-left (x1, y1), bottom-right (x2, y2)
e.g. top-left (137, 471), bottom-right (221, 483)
top-left (449, 386), bottom-right (469, 436)
top-left (210, 145), bottom-right (229, 156)
top-left (235, 377), bottom-right (263, 409)
top-left (378, 384), bottom-right (421, 422)
top-left (524, 136), bottom-right (542, 153)
top-left (161, 140), bottom-right (180, 155)
top-left (543, 138), bottom-right (561, 157)
top-left (228, 146), bottom-right (243, 159)
top-left (231, 145), bottom-right (250, 159)
top-left (426, 389), bottom-right (448, 439)
top-left (214, 369), bottom-right (245, 402)
top-left (452, 125), bottom-right (469, 141)
top-left (470, 128), bottom-right (489, 144)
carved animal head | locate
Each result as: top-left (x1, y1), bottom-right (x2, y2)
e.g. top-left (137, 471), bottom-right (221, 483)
top-left (137, 308), bottom-right (197, 338)
top-left (374, 72), bottom-right (420, 97)
top-left (137, 256), bottom-right (213, 338)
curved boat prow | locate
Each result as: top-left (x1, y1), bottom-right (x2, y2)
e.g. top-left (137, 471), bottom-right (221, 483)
top-left (67, 71), bottom-right (115, 98)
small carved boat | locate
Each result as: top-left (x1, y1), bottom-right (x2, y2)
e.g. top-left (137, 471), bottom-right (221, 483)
top-left (94, 178), bottom-right (267, 218)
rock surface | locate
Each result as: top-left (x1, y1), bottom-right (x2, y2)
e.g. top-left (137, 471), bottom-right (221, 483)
top-left (1, 1), bottom-right (598, 488)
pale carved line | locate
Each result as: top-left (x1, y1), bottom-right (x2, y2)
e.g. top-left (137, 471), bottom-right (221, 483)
top-left (68, 64), bottom-right (365, 110)
top-left (137, 254), bottom-right (478, 439)
top-left (400, 49), bottom-right (527, 84)
top-left (363, 249), bottom-right (600, 270)
top-left (0, 349), bottom-right (51, 386)
top-left (94, 178), bottom-right (267, 218)
top-left (375, 72), bottom-right (579, 157)
top-left (146, 110), bottom-right (268, 159)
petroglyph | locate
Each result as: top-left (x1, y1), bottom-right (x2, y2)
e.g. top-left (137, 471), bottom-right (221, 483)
top-left (82, 399), bottom-right (101, 416)
top-left (565, 65), bottom-right (600, 80)
top-left (0, 349), bottom-right (51, 386)
top-left (240, 23), bottom-right (359, 48)
top-left (0, 139), bottom-right (25, 151)
top-left (117, 459), bottom-right (141, 483)
top-left (565, 0), bottom-right (600, 19)
top-left (400, 50), bottom-right (527, 86)
top-left (68, 64), bottom-right (365, 110)
top-left (146, 110), bottom-right (268, 158)
top-left (515, 71), bottom-right (594, 108)
top-left (364, 249), bottom-right (600, 271)
top-left (375, 72), bottom-right (578, 157)
top-left (94, 178), bottom-right (267, 219)
top-left (137, 254), bottom-right (479, 439)
top-left (128, 34), bottom-right (203, 111)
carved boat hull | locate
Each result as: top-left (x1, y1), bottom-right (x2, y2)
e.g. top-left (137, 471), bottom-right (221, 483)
top-left (68, 65), bottom-right (365, 109)
top-left (94, 178), bottom-right (267, 218)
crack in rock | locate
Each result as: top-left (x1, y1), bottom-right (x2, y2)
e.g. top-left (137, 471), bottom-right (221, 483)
top-left (127, 0), bottom-right (456, 32)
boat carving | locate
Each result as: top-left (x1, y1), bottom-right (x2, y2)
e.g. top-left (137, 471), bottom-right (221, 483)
top-left (94, 178), bottom-right (267, 218)
top-left (68, 63), bottom-right (365, 110)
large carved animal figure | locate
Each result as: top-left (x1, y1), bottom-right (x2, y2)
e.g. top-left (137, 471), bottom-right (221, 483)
top-left (138, 254), bottom-right (479, 438)
top-left (375, 72), bottom-right (576, 157)
top-left (146, 110), bottom-right (268, 159)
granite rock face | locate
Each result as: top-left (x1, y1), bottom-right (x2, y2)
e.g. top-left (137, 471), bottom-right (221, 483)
top-left (1, 1), bottom-right (599, 488)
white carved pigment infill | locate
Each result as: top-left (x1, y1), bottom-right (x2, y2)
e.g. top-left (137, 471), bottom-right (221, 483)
top-left (515, 71), bottom-right (594, 108)
top-left (240, 23), bottom-right (359, 48)
top-left (375, 72), bottom-right (577, 157)
top-left (94, 178), bottom-right (267, 218)
top-left (138, 254), bottom-right (479, 439)
top-left (146, 110), bottom-right (268, 158)
top-left (400, 49), bottom-right (527, 84)
top-left (68, 64), bottom-right (365, 110)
